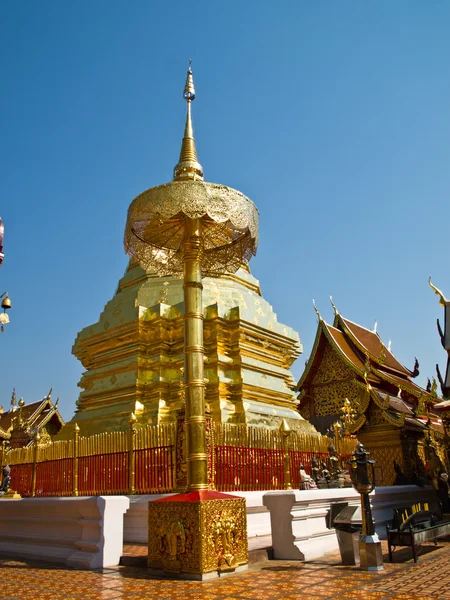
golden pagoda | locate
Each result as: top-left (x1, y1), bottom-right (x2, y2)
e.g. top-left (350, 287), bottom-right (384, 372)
top-left (59, 67), bottom-right (313, 439)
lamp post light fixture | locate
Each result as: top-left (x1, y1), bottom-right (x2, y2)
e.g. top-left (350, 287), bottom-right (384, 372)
top-left (0, 292), bottom-right (12, 332)
top-left (349, 443), bottom-right (384, 571)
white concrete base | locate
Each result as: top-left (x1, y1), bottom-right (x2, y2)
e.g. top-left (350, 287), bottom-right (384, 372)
top-left (124, 491), bottom-right (271, 544)
top-left (264, 488), bottom-right (361, 561)
top-left (263, 486), bottom-right (436, 562)
top-left (0, 496), bottom-right (130, 569)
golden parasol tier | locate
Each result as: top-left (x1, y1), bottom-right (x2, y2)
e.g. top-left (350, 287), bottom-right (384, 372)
top-left (124, 64), bottom-right (258, 493)
top-left (124, 180), bottom-right (258, 277)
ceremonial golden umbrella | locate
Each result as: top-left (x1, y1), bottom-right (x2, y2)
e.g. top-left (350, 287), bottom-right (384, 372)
top-left (124, 63), bottom-right (258, 492)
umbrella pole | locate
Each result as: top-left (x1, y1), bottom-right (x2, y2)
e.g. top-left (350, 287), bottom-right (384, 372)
top-left (183, 217), bottom-right (208, 491)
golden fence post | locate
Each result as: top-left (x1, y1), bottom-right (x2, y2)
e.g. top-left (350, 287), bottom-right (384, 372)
top-left (210, 417), bottom-right (216, 491)
top-left (128, 412), bottom-right (137, 495)
top-left (279, 419), bottom-right (292, 490)
top-left (31, 431), bottom-right (40, 497)
top-left (0, 440), bottom-right (8, 470)
top-left (73, 423), bottom-right (80, 497)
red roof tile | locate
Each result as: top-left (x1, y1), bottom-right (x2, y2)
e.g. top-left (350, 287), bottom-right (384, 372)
top-left (341, 317), bottom-right (412, 376)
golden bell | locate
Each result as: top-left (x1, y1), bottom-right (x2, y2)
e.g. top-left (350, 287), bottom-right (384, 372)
top-left (1, 295), bottom-right (11, 310)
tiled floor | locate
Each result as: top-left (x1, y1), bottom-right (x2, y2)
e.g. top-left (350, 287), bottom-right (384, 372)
top-left (3, 539), bottom-right (450, 599)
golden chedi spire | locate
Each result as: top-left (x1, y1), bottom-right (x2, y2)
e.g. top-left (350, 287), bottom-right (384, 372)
top-left (173, 60), bottom-right (204, 181)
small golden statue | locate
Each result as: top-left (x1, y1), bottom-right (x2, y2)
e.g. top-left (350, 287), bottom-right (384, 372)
top-left (0, 465), bottom-right (20, 499)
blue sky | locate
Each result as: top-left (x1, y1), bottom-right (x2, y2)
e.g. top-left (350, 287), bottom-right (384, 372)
top-left (1, 1), bottom-right (449, 420)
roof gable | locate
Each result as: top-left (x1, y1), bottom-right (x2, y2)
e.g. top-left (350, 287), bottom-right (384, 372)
top-left (337, 315), bottom-right (413, 377)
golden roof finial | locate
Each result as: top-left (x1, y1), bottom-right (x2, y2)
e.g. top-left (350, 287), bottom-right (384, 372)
top-left (173, 60), bottom-right (204, 182)
top-left (429, 276), bottom-right (448, 307)
top-left (312, 299), bottom-right (322, 322)
top-left (330, 296), bottom-right (339, 316)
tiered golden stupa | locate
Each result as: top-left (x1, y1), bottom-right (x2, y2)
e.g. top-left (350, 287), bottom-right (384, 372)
top-left (59, 71), bottom-right (313, 439)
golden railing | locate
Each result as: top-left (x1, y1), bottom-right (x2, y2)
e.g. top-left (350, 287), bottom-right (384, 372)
top-left (214, 424), bottom-right (357, 491)
top-left (4, 422), bottom-right (176, 497)
top-left (1, 421), bottom-right (357, 496)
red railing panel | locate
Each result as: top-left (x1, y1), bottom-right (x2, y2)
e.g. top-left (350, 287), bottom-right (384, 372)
top-left (78, 452), bottom-right (128, 495)
top-left (35, 459), bottom-right (73, 497)
top-left (11, 463), bottom-right (33, 497)
top-left (135, 446), bottom-right (174, 493)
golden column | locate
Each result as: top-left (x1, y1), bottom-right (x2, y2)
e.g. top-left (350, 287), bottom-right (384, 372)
top-left (124, 63), bottom-right (258, 578)
top-left (183, 216), bottom-right (208, 490)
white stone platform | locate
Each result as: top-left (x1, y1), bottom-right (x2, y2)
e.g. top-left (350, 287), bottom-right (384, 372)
top-left (263, 485), bottom-right (436, 561)
top-left (0, 496), bottom-right (129, 569)
top-left (0, 486), bottom-right (434, 569)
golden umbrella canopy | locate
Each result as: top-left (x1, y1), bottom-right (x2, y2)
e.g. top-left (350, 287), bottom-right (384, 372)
top-left (124, 64), bottom-right (259, 276)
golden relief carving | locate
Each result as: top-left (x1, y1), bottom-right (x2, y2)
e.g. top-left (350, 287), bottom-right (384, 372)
top-left (367, 405), bottom-right (389, 427)
top-left (299, 402), bottom-right (311, 420)
top-left (211, 510), bottom-right (239, 570)
top-left (312, 346), bottom-right (354, 386)
top-left (157, 516), bottom-right (186, 571)
top-left (417, 444), bottom-right (427, 470)
top-left (369, 445), bottom-right (403, 486)
top-left (148, 496), bottom-right (247, 575)
top-left (312, 380), bottom-right (360, 417)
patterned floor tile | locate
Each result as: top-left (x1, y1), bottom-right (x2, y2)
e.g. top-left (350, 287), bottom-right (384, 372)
top-left (295, 585), bottom-right (336, 597)
top-left (337, 592), bottom-right (388, 599)
top-left (3, 538), bottom-right (450, 599)
top-left (388, 596), bottom-right (444, 600)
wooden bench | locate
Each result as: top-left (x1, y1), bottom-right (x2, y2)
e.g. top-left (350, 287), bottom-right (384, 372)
top-left (386, 501), bottom-right (450, 562)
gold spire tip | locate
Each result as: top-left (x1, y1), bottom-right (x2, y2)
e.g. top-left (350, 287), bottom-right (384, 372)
top-left (174, 60), bottom-right (204, 182)
top-left (184, 59), bottom-right (195, 101)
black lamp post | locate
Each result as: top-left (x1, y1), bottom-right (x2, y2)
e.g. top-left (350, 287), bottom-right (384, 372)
top-left (349, 443), bottom-right (384, 571)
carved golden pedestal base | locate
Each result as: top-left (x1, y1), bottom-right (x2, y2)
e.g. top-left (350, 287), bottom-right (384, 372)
top-left (0, 489), bottom-right (21, 499)
top-left (148, 491), bottom-right (248, 580)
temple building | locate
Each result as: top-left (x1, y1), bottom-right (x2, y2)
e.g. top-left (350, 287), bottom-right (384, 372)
top-left (0, 389), bottom-right (64, 448)
top-left (429, 280), bottom-right (450, 467)
top-left (429, 279), bottom-right (450, 401)
top-left (297, 302), bottom-right (444, 485)
top-left (57, 68), bottom-right (316, 439)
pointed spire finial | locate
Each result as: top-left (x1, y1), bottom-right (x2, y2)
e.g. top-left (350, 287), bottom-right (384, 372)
top-left (173, 60), bottom-right (204, 182)
top-left (330, 296), bottom-right (339, 316)
top-left (312, 299), bottom-right (322, 322)
top-left (429, 276), bottom-right (448, 306)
